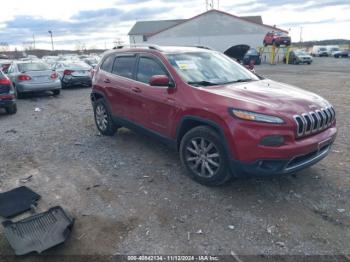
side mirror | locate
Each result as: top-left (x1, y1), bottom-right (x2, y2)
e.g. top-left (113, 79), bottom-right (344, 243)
top-left (149, 75), bottom-right (171, 87)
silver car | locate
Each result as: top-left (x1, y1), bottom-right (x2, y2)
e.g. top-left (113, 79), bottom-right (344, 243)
top-left (52, 61), bottom-right (92, 88)
top-left (6, 61), bottom-right (61, 98)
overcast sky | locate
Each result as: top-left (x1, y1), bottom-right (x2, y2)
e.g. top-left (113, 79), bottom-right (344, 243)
top-left (0, 0), bottom-right (349, 50)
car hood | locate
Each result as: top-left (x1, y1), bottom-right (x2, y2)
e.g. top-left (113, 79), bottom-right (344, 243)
top-left (200, 79), bottom-right (330, 116)
top-left (297, 55), bottom-right (312, 59)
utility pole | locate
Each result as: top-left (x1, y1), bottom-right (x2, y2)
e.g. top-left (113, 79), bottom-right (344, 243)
top-left (48, 30), bottom-right (54, 51)
top-left (32, 33), bottom-right (36, 50)
top-left (299, 27), bottom-right (303, 48)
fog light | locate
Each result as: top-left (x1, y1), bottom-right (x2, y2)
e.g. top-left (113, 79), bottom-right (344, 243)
top-left (260, 135), bottom-right (284, 146)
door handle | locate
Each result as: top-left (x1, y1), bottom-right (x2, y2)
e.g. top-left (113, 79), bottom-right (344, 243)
top-left (104, 79), bottom-right (111, 83)
top-left (132, 87), bottom-right (141, 93)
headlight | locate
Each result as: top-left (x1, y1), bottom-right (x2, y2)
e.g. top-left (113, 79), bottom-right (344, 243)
top-left (230, 109), bottom-right (284, 124)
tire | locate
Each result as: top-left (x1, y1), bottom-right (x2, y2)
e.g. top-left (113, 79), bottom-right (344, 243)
top-left (93, 98), bottom-right (119, 136)
top-left (52, 89), bottom-right (60, 96)
top-left (5, 104), bottom-right (17, 114)
top-left (13, 85), bottom-right (23, 99)
top-left (179, 126), bottom-right (232, 186)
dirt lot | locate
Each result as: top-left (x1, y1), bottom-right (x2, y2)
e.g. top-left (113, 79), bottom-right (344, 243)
top-left (0, 57), bottom-right (349, 258)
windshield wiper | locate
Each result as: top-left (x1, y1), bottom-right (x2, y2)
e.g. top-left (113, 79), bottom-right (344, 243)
top-left (223, 79), bottom-right (256, 84)
top-left (187, 80), bottom-right (218, 86)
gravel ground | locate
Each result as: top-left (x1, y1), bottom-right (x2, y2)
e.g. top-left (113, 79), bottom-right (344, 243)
top-left (0, 57), bottom-right (349, 258)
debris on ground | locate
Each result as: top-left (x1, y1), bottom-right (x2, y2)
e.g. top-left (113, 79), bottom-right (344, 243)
top-left (0, 186), bottom-right (41, 218)
top-left (2, 206), bottom-right (74, 255)
top-left (34, 107), bottom-right (42, 112)
top-left (267, 225), bottom-right (275, 234)
top-left (86, 184), bottom-right (100, 191)
top-left (5, 129), bottom-right (17, 134)
top-left (228, 225), bottom-right (235, 230)
top-left (19, 175), bottom-right (33, 184)
top-left (275, 241), bottom-right (286, 248)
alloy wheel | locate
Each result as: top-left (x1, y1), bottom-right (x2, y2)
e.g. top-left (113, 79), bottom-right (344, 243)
top-left (185, 137), bottom-right (221, 178)
top-left (95, 104), bottom-right (108, 131)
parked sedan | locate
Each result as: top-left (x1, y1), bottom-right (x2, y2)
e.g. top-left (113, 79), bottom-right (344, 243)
top-left (6, 61), bottom-right (61, 98)
top-left (284, 50), bottom-right (313, 65)
top-left (0, 70), bottom-right (17, 114)
top-left (53, 61), bottom-right (92, 88)
top-left (333, 49), bottom-right (349, 58)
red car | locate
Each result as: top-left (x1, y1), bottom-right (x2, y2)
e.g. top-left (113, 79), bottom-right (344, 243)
top-left (263, 31), bottom-right (291, 47)
top-left (0, 70), bottom-right (17, 114)
top-left (91, 46), bottom-right (336, 186)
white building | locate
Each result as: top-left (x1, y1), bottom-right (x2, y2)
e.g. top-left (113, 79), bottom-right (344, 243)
top-left (128, 9), bottom-right (287, 58)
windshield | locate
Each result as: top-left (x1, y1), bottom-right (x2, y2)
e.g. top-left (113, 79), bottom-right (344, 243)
top-left (18, 63), bottom-right (49, 72)
top-left (246, 49), bottom-right (259, 55)
top-left (166, 52), bottom-right (259, 86)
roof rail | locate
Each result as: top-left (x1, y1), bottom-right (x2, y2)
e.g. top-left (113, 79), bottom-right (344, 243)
top-left (113, 44), bottom-right (162, 51)
top-left (193, 45), bottom-right (212, 50)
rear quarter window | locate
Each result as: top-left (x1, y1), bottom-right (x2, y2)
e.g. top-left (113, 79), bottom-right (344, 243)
top-left (100, 55), bottom-right (115, 73)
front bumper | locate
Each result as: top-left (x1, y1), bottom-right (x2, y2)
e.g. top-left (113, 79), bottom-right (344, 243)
top-left (0, 95), bottom-right (16, 108)
top-left (231, 142), bottom-right (333, 176)
top-left (225, 116), bottom-right (337, 176)
top-left (16, 81), bottom-right (61, 93)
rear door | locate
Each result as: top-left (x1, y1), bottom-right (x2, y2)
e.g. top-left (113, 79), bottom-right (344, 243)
top-left (107, 54), bottom-right (138, 120)
top-left (132, 54), bottom-right (178, 136)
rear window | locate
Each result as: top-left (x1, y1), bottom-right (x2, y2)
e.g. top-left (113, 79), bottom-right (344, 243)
top-left (18, 63), bottom-right (49, 72)
top-left (112, 56), bottom-right (136, 79)
top-left (63, 62), bottom-right (90, 69)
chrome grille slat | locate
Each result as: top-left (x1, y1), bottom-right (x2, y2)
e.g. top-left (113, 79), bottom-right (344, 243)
top-left (294, 106), bottom-right (335, 138)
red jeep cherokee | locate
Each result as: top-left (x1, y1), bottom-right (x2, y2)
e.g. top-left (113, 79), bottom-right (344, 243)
top-left (91, 46), bottom-right (336, 186)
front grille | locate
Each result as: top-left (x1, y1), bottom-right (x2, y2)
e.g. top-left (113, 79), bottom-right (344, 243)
top-left (294, 106), bottom-right (335, 138)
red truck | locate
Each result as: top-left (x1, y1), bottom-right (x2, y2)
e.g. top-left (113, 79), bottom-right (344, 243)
top-left (263, 31), bottom-right (291, 47)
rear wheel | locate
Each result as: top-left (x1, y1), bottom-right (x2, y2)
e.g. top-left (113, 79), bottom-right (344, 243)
top-left (14, 85), bottom-right (23, 99)
top-left (52, 89), bottom-right (60, 96)
top-left (93, 99), bottom-right (119, 136)
top-left (180, 126), bottom-right (232, 186)
top-left (5, 104), bottom-right (17, 114)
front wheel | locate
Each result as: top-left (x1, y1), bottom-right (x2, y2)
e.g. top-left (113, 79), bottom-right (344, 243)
top-left (180, 126), bottom-right (232, 186)
top-left (6, 104), bottom-right (17, 114)
top-left (52, 89), bottom-right (60, 96)
top-left (93, 99), bottom-right (119, 136)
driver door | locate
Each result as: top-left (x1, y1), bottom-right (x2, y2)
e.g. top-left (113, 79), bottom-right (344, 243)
top-left (132, 55), bottom-right (178, 137)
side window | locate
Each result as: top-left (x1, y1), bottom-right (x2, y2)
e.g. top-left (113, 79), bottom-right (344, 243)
top-left (7, 65), bottom-right (14, 74)
top-left (100, 55), bottom-right (115, 73)
top-left (112, 56), bottom-right (136, 79)
top-left (136, 57), bottom-right (168, 84)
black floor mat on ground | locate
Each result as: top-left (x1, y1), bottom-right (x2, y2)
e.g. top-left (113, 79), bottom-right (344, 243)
top-left (2, 206), bottom-right (74, 255)
top-left (0, 186), bottom-right (41, 218)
